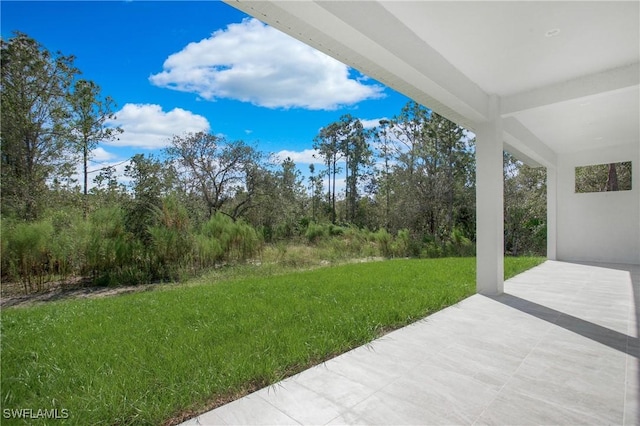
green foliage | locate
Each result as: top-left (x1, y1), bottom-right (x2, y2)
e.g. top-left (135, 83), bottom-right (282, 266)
top-left (444, 227), bottom-right (475, 257)
top-left (87, 206), bottom-right (148, 285)
top-left (197, 213), bottom-right (262, 263)
top-left (124, 154), bottom-right (170, 242)
top-left (305, 222), bottom-right (330, 243)
top-left (1, 205), bottom-right (264, 293)
top-left (312, 115), bottom-right (373, 225)
top-left (193, 234), bottom-right (224, 269)
top-left (391, 229), bottom-right (412, 257)
top-left (67, 79), bottom-right (122, 218)
top-left (2, 219), bottom-right (54, 293)
top-left (504, 153), bottom-right (547, 256)
top-left (165, 132), bottom-right (261, 219)
top-left (575, 161), bottom-right (632, 193)
top-left (1, 32), bottom-right (79, 220)
top-left (148, 196), bottom-right (193, 280)
top-left (1, 49), bottom-right (549, 294)
top-left (373, 228), bottom-right (393, 257)
top-left (1, 210), bottom-right (93, 292)
top-left (263, 243), bottom-right (319, 269)
top-left (303, 222), bottom-right (475, 261)
top-left (376, 104), bottom-right (475, 243)
top-left (46, 209), bottom-right (90, 280)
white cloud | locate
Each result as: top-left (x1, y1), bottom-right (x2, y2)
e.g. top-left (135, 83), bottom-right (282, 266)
top-left (149, 18), bottom-right (384, 110)
top-left (274, 149), bottom-right (320, 165)
top-left (320, 176), bottom-right (346, 194)
top-left (106, 103), bottom-right (210, 149)
top-left (91, 147), bottom-right (118, 162)
top-left (360, 117), bottom-right (388, 129)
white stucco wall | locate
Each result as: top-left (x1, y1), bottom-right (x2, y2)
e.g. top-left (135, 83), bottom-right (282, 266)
top-left (556, 143), bottom-right (640, 265)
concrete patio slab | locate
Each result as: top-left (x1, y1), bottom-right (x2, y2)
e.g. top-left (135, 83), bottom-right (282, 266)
top-left (182, 260), bottom-right (639, 425)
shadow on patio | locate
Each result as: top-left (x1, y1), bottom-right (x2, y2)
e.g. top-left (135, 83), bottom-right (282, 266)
top-left (490, 293), bottom-right (637, 357)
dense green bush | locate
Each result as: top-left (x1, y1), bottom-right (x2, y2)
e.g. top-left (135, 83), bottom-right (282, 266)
top-left (148, 197), bottom-right (193, 280)
top-left (445, 227), bottom-right (475, 257)
top-left (392, 229), bottom-right (412, 257)
top-left (87, 206), bottom-right (149, 285)
top-left (2, 205), bottom-right (478, 294)
top-left (193, 233), bottom-right (224, 269)
top-left (305, 222), bottom-right (330, 242)
top-left (47, 209), bottom-right (90, 280)
top-left (373, 228), bottom-right (393, 257)
top-left (3, 219), bottom-right (54, 293)
top-left (197, 213), bottom-right (262, 263)
top-left (301, 222), bottom-right (476, 261)
top-left (1, 206), bottom-right (265, 293)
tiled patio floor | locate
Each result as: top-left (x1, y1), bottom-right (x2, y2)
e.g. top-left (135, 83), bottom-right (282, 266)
top-left (182, 261), bottom-right (639, 425)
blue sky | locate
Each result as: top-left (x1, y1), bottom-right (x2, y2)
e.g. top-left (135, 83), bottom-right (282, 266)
top-left (1, 1), bottom-right (412, 182)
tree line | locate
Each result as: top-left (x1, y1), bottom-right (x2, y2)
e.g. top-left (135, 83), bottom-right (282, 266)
top-left (1, 32), bottom-right (549, 293)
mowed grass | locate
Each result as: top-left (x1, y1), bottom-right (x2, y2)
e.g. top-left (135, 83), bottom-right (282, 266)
top-left (1, 257), bottom-right (543, 425)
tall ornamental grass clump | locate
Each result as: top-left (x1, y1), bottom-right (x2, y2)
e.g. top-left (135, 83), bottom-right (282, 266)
top-left (1, 206), bottom-right (264, 293)
top-left (2, 220), bottom-right (54, 293)
top-left (1, 209), bottom-right (92, 292)
top-left (373, 228), bottom-right (393, 257)
top-left (195, 213), bottom-right (262, 265)
top-left (47, 210), bottom-right (91, 281)
top-left (148, 197), bottom-right (193, 280)
top-left (86, 206), bottom-right (149, 286)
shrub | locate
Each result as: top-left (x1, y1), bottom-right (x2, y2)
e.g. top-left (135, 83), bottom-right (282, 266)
top-left (197, 213), bottom-right (262, 264)
top-left (3, 220), bottom-right (54, 293)
top-left (305, 222), bottom-right (329, 243)
top-left (86, 207), bottom-right (149, 285)
top-left (421, 242), bottom-right (443, 258)
top-left (228, 220), bottom-right (263, 261)
top-left (374, 228), bottom-right (393, 258)
top-left (46, 209), bottom-right (90, 280)
top-left (1, 200), bottom-right (271, 291)
top-left (193, 234), bottom-right (224, 269)
top-left (391, 229), bottom-right (411, 258)
top-left (148, 197), bottom-right (193, 280)
top-left (328, 224), bottom-right (345, 237)
top-left (446, 227), bottom-right (474, 257)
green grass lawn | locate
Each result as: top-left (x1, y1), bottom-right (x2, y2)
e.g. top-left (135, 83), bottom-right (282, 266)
top-left (1, 257), bottom-right (543, 425)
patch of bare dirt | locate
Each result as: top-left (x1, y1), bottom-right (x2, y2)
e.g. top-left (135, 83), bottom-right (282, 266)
top-left (0, 256), bottom-right (387, 309)
top-left (0, 279), bottom-right (161, 308)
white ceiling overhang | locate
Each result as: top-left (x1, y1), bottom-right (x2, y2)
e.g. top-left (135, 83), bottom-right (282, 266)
top-left (224, 1), bottom-right (640, 168)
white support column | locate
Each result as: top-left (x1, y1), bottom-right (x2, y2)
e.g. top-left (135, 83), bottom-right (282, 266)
top-left (475, 95), bottom-right (504, 295)
top-left (546, 165), bottom-right (557, 260)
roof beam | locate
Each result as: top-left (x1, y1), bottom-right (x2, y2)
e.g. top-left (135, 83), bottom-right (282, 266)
top-left (503, 117), bottom-right (557, 168)
top-left (318, 1), bottom-right (489, 125)
top-left (501, 63), bottom-right (640, 116)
